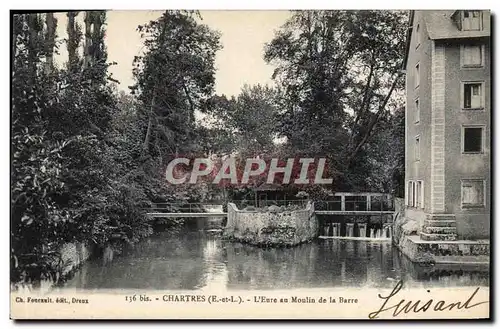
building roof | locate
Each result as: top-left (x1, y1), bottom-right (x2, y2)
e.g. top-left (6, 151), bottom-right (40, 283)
top-left (403, 10), bottom-right (491, 69)
top-left (423, 10), bottom-right (490, 40)
top-left (402, 10), bottom-right (415, 70)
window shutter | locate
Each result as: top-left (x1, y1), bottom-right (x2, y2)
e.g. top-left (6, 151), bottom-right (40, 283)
top-left (412, 181), bottom-right (416, 207)
top-left (461, 180), bottom-right (485, 206)
top-left (461, 83), bottom-right (465, 108)
top-left (420, 181), bottom-right (425, 209)
top-left (471, 89), bottom-right (481, 108)
top-left (471, 46), bottom-right (481, 65)
top-left (471, 15), bottom-right (480, 30)
top-left (465, 47), bottom-right (472, 64)
top-left (406, 181), bottom-right (410, 205)
top-left (463, 17), bottom-right (471, 30)
top-left (482, 81), bottom-right (486, 110)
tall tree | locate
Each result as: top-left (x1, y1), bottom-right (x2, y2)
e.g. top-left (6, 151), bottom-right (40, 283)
top-left (12, 13), bottom-right (72, 283)
top-left (131, 10), bottom-right (222, 161)
top-left (264, 10), bottom-right (407, 190)
top-left (66, 11), bottom-right (82, 72)
top-left (83, 11), bottom-right (108, 84)
top-left (11, 11), bottom-right (145, 285)
top-left (43, 13), bottom-right (57, 73)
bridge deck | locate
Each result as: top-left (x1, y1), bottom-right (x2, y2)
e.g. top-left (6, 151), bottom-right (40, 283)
top-left (315, 211), bottom-right (394, 216)
top-left (147, 212), bottom-right (227, 218)
top-left (147, 210), bottom-right (394, 218)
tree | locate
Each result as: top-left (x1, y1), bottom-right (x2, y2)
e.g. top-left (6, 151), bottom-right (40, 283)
top-left (11, 11), bottom-right (150, 285)
top-left (43, 13), bottom-right (57, 73)
top-left (264, 10), bottom-right (407, 190)
top-left (12, 13), bottom-right (74, 283)
top-left (131, 10), bottom-right (222, 162)
top-left (66, 11), bottom-right (82, 72)
top-left (204, 84), bottom-right (280, 156)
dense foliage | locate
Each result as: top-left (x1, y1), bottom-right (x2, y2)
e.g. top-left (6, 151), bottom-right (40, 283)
top-left (11, 10), bottom-right (406, 284)
top-left (263, 10), bottom-right (407, 191)
top-left (11, 11), bottom-right (222, 284)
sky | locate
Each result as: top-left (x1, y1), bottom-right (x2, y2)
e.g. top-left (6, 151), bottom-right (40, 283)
top-left (55, 10), bottom-right (291, 97)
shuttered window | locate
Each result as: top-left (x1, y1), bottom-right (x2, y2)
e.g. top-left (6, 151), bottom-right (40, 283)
top-left (461, 180), bottom-right (484, 207)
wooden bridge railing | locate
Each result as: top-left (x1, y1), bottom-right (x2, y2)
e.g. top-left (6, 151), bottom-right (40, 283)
top-left (232, 199), bottom-right (308, 209)
top-left (145, 193), bottom-right (394, 215)
top-left (314, 193), bottom-right (394, 212)
top-left (146, 202), bottom-right (224, 213)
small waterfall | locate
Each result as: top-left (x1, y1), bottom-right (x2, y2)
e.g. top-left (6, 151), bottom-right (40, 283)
top-left (321, 222), bottom-right (390, 240)
top-left (358, 223), bottom-right (367, 238)
top-left (332, 223), bottom-right (339, 237)
top-left (346, 223), bottom-right (354, 237)
top-left (323, 224), bottom-right (329, 236)
top-left (382, 224), bottom-right (392, 239)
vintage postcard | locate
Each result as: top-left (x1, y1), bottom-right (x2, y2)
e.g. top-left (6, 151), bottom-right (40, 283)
top-left (10, 9), bottom-right (491, 320)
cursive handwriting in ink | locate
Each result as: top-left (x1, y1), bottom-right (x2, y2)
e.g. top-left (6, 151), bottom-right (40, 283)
top-left (368, 280), bottom-right (489, 319)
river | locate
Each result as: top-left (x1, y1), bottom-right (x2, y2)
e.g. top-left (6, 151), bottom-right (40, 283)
top-left (64, 218), bottom-right (489, 291)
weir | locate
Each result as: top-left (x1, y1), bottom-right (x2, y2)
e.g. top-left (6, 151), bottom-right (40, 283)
top-left (145, 193), bottom-right (394, 220)
top-left (145, 192), bottom-right (395, 243)
top-left (346, 223), bottom-right (354, 237)
top-left (358, 223), bottom-right (367, 238)
top-left (319, 222), bottom-right (392, 241)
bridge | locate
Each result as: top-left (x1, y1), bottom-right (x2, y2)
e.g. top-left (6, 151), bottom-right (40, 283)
top-left (145, 192), bottom-right (394, 219)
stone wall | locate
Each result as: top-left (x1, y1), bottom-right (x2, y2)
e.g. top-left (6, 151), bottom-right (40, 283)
top-left (223, 202), bottom-right (319, 247)
top-left (12, 242), bottom-right (93, 293)
top-left (392, 198), bottom-right (419, 246)
top-left (58, 242), bottom-right (92, 277)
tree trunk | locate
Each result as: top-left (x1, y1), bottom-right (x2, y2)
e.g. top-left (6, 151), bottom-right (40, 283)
top-left (142, 13), bottom-right (168, 156)
top-left (66, 11), bottom-right (80, 71)
top-left (83, 11), bottom-right (93, 69)
top-left (142, 90), bottom-right (156, 154)
top-left (346, 72), bottom-right (402, 165)
top-left (44, 13), bottom-right (57, 74)
top-left (27, 14), bottom-right (39, 85)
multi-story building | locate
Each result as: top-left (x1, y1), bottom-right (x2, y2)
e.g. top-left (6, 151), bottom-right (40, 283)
top-left (403, 10), bottom-right (490, 241)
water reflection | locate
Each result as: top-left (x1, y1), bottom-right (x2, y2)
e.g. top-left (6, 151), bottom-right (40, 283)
top-left (65, 221), bottom-right (489, 291)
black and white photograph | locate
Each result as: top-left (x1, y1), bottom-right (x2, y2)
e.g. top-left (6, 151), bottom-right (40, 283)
top-left (9, 8), bottom-right (491, 319)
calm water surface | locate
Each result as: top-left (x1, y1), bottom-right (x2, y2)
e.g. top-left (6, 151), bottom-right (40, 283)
top-left (64, 219), bottom-right (489, 291)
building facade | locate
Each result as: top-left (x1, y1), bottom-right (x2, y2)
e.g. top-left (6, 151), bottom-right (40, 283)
top-left (404, 10), bottom-right (490, 240)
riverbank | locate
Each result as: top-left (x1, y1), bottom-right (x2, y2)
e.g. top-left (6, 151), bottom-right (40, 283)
top-left (392, 199), bottom-right (490, 265)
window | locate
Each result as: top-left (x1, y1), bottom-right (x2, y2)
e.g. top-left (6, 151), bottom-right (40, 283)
top-left (461, 179), bottom-right (484, 208)
top-left (461, 45), bottom-right (483, 67)
top-left (415, 63), bottom-right (420, 88)
top-left (415, 98), bottom-right (420, 123)
top-left (406, 180), bottom-right (424, 208)
top-left (416, 180), bottom-right (424, 208)
top-left (412, 181), bottom-right (416, 207)
top-left (415, 136), bottom-right (420, 161)
top-left (462, 82), bottom-right (484, 110)
top-left (462, 125), bottom-right (484, 153)
top-left (416, 24), bottom-right (421, 47)
top-left (406, 181), bottom-right (413, 206)
top-left (462, 11), bottom-right (482, 31)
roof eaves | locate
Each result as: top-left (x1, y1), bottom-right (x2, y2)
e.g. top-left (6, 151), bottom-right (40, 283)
top-left (402, 10), bottom-right (415, 70)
